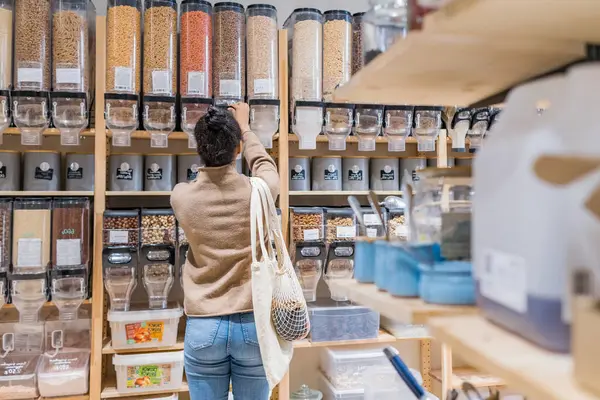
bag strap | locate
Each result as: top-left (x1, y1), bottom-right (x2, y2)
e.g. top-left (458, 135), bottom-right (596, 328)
top-left (250, 177), bottom-right (275, 263)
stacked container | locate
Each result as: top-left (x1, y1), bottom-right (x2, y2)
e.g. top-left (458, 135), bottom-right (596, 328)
top-left (323, 10), bottom-right (352, 101)
top-left (180, 0), bottom-right (212, 149)
top-left (51, 0), bottom-right (93, 146)
top-left (0, 0), bottom-right (12, 145)
top-left (213, 2), bottom-right (245, 106)
top-left (105, 0), bottom-right (142, 146)
top-left (287, 8), bottom-right (324, 149)
top-left (12, 0), bottom-right (51, 145)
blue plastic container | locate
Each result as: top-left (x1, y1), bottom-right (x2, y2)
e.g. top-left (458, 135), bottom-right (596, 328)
top-left (387, 243), bottom-right (420, 297)
top-left (374, 240), bottom-right (390, 291)
top-left (419, 261), bottom-right (475, 305)
top-left (405, 242), bottom-right (443, 266)
top-left (354, 237), bottom-right (376, 283)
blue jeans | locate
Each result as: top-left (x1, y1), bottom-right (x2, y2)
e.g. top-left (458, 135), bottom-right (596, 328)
top-left (184, 312), bottom-right (270, 400)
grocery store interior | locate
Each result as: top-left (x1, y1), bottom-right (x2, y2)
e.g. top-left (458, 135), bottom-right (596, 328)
top-left (0, 0), bottom-right (597, 399)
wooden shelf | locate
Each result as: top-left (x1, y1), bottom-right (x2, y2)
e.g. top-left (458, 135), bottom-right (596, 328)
top-left (100, 381), bottom-right (189, 399)
top-left (430, 367), bottom-right (505, 389)
top-left (327, 279), bottom-right (477, 324)
top-left (0, 191), bottom-right (93, 196)
top-left (429, 315), bottom-right (598, 400)
top-left (293, 331), bottom-right (400, 349)
top-left (102, 338), bottom-right (184, 355)
top-left (288, 134), bottom-right (418, 144)
top-left (290, 190), bottom-right (402, 196)
top-left (2, 299), bottom-right (92, 309)
top-left (4, 128), bottom-right (95, 136)
top-left (39, 396), bottom-right (90, 400)
top-left (106, 191), bottom-right (171, 196)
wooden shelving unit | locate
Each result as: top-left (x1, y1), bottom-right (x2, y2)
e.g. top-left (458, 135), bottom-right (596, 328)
top-left (429, 367), bottom-right (505, 389)
top-left (429, 315), bottom-right (598, 400)
top-left (100, 381), bottom-right (189, 399)
top-left (0, 191), bottom-right (94, 196)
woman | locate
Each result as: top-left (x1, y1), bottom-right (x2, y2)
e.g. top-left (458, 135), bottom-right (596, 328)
top-left (171, 103), bottom-right (279, 400)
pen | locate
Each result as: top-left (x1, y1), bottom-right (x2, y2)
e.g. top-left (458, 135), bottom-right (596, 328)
top-left (384, 346), bottom-right (428, 399)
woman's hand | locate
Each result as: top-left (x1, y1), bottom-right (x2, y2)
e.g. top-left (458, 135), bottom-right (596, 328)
top-left (229, 102), bottom-right (251, 135)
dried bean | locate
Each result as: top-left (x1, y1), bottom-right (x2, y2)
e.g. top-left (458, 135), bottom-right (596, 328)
top-left (323, 19), bottom-right (351, 101)
top-left (292, 212), bottom-right (323, 242)
top-left (141, 214), bottom-right (175, 245)
top-left (143, 5), bottom-right (177, 95)
top-left (103, 216), bottom-right (139, 247)
top-left (53, 10), bottom-right (89, 92)
top-left (106, 5), bottom-right (141, 93)
top-left (291, 19), bottom-right (322, 101)
top-left (180, 10), bottom-right (212, 97)
top-left (213, 9), bottom-right (245, 99)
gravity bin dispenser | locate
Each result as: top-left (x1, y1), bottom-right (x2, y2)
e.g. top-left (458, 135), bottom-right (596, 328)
top-left (181, 98), bottom-right (212, 149)
top-left (383, 105), bottom-right (413, 152)
top-left (354, 104), bottom-right (384, 152)
top-left (324, 103), bottom-right (354, 151)
top-left (249, 99), bottom-right (280, 149)
top-left (324, 241), bottom-right (355, 301)
top-left (294, 241), bottom-right (327, 303)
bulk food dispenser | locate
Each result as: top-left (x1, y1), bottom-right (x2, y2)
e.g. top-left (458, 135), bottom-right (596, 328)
top-left (448, 107), bottom-right (471, 152)
top-left (12, 0), bottom-right (51, 146)
top-left (324, 103), bottom-right (354, 151)
top-left (103, 209), bottom-right (140, 311)
top-left (51, 0), bottom-right (94, 146)
top-left (383, 105), bottom-right (413, 152)
top-left (354, 104), bottom-right (384, 151)
top-left (12, 198), bottom-right (52, 274)
top-left (142, 0), bottom-right (177, 148)
top-left (362, 0), bottom-right (409, 66)
top-left (413, 106), bottom-right (443, 152)
top-left (0, 0), bottom-right (12, 145)
top-left (324, 241), bottom-right (354, 301)
top-left (467, 107), bottom-right (490, 152)
top-left (105, 0), bottom-right (142, 147)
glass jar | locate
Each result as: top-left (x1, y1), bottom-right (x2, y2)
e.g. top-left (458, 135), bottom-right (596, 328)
top-left (106, 0), bottom-right (141, 94)
top-left (181, 97), bottom-right (212, 149)
top-left (249, 99), bottom-right (279, 149)
top-left (383, 105), bottom-right (413, 152)
top-left (12, 198), bottom-right (52, 274)
top-left (468, 107), bottom-right (490, 152)
top-left (354, 104), bottom-right (384, 151)
top-left (143, 0), bottom-right (177, 97)
top-left (105, 93), bottom-right (138, 147)
top-left (0, 0), bottom-right (13, 91)
top-left (413, 106), bottom-right (442, 152)
top-left (247, 4), bottom-right (278, 100)
top-left (323, 10), bottom-right (351, 101)
top-left (213, 2), bottom-right (245, 104)
top-left (352, 12), bottom-right (364, 75)
top-left (325, 103), bottom-right (354, 151)
top-left (293, 101), bottom-right (324, 150)
top-left (180, 0), bottom-right (212, 98)
top-left (362, 0), bottom-right (408, 66)
top-left (143, 96), bottom-right (176, 148)
top-left (411, 166), bottom-right (473, 260)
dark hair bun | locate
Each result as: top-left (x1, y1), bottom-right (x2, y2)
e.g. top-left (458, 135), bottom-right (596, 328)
top-left (205, 106), bottom-right (228, 130)
top-left (194, 106), bottom-right (242, 167)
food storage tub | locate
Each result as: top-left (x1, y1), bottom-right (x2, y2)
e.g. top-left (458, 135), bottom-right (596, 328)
top-left (320, 347), bottom-right (389, 390)
top-left (141, 209), bottom-right (176, 246)
top-left (247, 4), bottom-right (278, 100)
top-left (387, 243), bottom-right (420, 297)
top-left (370, 157), bottom-right (399, 191)
top-left (177, 153), bottom-right (203, 182)
top-left (400, 157), bottom-right (426, 186)
top-left (325, 208), bottom-right (356, 244)
top-left (354, 104), bottom-right (384, 151)
top-left (383, 105), bottom-right (413, 152)
top-left (65, 153), bottom-right (95, 191)
top-left (294, 241), bottom-right (326, 303)
top-left (291, 207), bottom-right (325, 244)
top-left (0, 199), bottom-right (12, 273)
top-left (413, 106), bottom-right (442, 152)
top-left (37, 351), bottom-right (90, 397)
top-left (351, 12), bottom-right (364, 75)
top-left (312, 157), bottom-right (342, 191)
top-left (103, 209), bottom-right (140, 248)
top-left (0, 151), bottom-right (20, 191)
top-left (113, 350), bottom-right (184, 394)
top-left (373, 240), bottom-right (390, 291)
top-left (308, 302), bottom-right (379, 342)
top-left (291, 385), bottom-right (323, 400)
top-left (144, 154), bottom-right (176, 191)
top-left (213, 2), bottom-right (245, 104)
top-left (354, 237), bottom-right (375, 283)
top-left (324, 241), bottom-right (355, 301)
top-left (342, 157), bottom-right (369, 191)
top-left (180, 0), bottom-right (212, 98)
top-left (108, 306), bottom-right (183, 349)
top-left (289, 156), bottom-right (311, 191)
top-left (323, 10), bottom-right (351, 101)
top-left (52, 197), bottom-right (90, 270)
top-left (109, 153), bottom-right (143, 191)
top-left (325, 103), bottom-right (354, 151)
top-left (12, 198), bottom-right (52, 274)
top-left (23, 151), bottom-right (60, 191)
top-left (0, 354), bottom-right (41, 400)
top-left (420, 261), bottom-right (475, 305)
top-left (319, 373), bottom-right (363, 400)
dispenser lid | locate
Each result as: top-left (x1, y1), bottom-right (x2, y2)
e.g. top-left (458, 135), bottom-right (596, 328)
top-left (293, 7), bottom-right (322, 14)
top-left (181, 97), bottom-right (213, 105)
top-left (12, 90), bottom-right (48, 99)
top-left (295, 100), bottom-right (323, 108)
top-left (141, 208), bottom-right (174, 216)
top-left (290, 384), bottom-right (323, 400)
top-left (355, 104), bottom-right (384, 111)
top-left (104, 93), bottom-right (138, 102)
top-left (51, 92), bottom-right (87, 100)
top-left (324, 102), bottom-right (354, 109)
top-left (385, 105), bottom-right (413, 111)
top-left (144, 95), bottom-right (176, 104)
top-left (249, 99), bottom-right (280, 106)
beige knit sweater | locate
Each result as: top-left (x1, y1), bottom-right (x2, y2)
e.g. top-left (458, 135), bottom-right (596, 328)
top-left (170, 131), bottom-right (279, 317)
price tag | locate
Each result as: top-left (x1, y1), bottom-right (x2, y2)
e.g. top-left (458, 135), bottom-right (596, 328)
top-left (56, 239), bottom-right (82, 266)
top-left (303, 229), bottom-right (319, 241)
top-left (336, 226), bottom-right (356, 239)
top-left (109, 230), bottom-right (129, 244)
top-left (152, 70), bottom-right (171, 94)
top-left (17, 238), bottom-right (42, 267)
top-left (18, 68), bottom-right (42, 84)
top-left (366, 228), bottom-right (378, 238)
top-left (114, 67), bottom-right (133, 91)
top-left (56, 68), bottom-right (81, 84)
top-left (219, 79), bottom-right (241, 97)
top-left (253, 79), bottom-right (274, 95)
top-left (363, 214), bottom-right (381, 226)
top-left (187, 71), bottom-right (206, 95)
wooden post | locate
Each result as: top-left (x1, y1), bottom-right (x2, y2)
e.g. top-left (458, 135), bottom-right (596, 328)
top-left (437, 129), bottom-right (448, 167)
top-left (441, 343), bottom-right (453, 397)
top-left (278, 29), bottom-right (290, 245)
top-left (420, 339), bottom-right (432, 392)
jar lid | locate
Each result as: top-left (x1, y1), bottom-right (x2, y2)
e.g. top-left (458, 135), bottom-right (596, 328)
top-left (249, 99), bottom-right (280, 106)
top-left (325, 102), bottom-right (354, 109)
top-left (51, 91), bottom-right (87, 99)
top-left (214, 1), bottom-right (244, 12)
top-left (290, 384), bottom-right (323, 400)
top-left (247, 3), bottom-right (276, 12)
top-left (181, 0), bottom-right (211, 6)
top-left (324, 9), bottom-right (351, 22)
top-left (105, 93), bottom-right (138, 102)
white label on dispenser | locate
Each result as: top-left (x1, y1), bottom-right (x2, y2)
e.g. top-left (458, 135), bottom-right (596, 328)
top-left (152, 70), bottom-right (171, 94)
top-left (17, 238), bottom-right (42, 267)
top-left (366, 228), bottom-right (378, 238)
top-left (393, 225), bottom-right (408, 238)
top-left (187, 72), bottom-right (206, 95)
top-left (56, 68), bottom-right (81, 84)
top-left (364, 214), bottom-right (381, 226)
top-left (480, 249), bottom-right (527, 314)
top-left (56, 239), bottom-right (82, 266)
top-left (253, 79), bottom-right (274, 95)
top-left (219, 80), bottom-right (241, 97)
top-left (18, 68), bottom-right (43, 84)
top-left (114, 67), bottom-right (133, 91)
top-left (109, 230), bottom-right (129, 244)
top-left (336, 226), bottom-right (356, 239)
top-left (303, 229), bottom-right (319, 241)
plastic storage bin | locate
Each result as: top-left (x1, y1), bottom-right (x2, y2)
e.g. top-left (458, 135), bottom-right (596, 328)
top-left (65, 153), bottom-right (95, 191)
top-left (308, 303), bottom-right (379, 342)
top-left (388, 243), bottom-right (420, 297)
top-left (0, 354), bottom-right (41, 399)
top-left (23, 151), bottom-right (61, 191)
top-left (342, 157), bottom-right (369, 191)
top-left (108, 306), bottom-right (183, 350)
top-left (325, 208), bottom-right (356, 244)
top-left (144, 154), bottom-right (176, 191)
top-left (113, 350), bottom-right (184, 394)
top-left (180, 0), bottom-right (212, 98)
top-left (37, 351), bottom-right (90, 397)
top-left (354, 237), bottom-right (375, 283)
top-left (319, 373), bottom-right (363, 400)
top-left (213, 2), bottom-right (245, 104)
top-left (0, 151), bottom-right (21, 191)
top-left (420, 261), bottom-right (475, 305)
top-left (109, 153), bottom-right (143, 191)
top-left (313, 157), bottom-right (342, 191)
top-left (289, 156), bottom-right (311, 191)
top-left (320, 347), bottom-right (389, 390)
top-left (370, 157), bottom-right (399, 191)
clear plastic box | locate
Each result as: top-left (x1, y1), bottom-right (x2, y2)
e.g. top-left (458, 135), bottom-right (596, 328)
top-left (291, 207), bottom-right (325, 244)
top-left (108, 305), bottom-right (183, 350)
top-left (103, 209), bottom-right (140, 248)
top-left (308, 302), bottom-right (379, 342)
top-left (363, 366), bottom-right (424, 400)
top-left (0, 354), bottom-right (41, 400)
top-left (359, 207), bottom-right (387, 238)
top-left (113, 350), bottom-right (184, 394)
top-left (319, 373), bottom-right (363, 400)
top-left (320, 347), bottom-right (388, 390)
top-left (37, 350), bottom-right (90, 397)
top-left (325, 208), bottom-right (356, 244)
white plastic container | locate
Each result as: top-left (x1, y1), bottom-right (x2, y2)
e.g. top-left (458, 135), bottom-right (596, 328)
top-left (37, 351), bottom-right (90, 397)
top-left (363, 366), bottom-right (423, 400)
top-left (319, 373), bottom-right (363, 400)
top-left (320, 347), bottom-right (388, 390)
top-left (108, 306), bottom-right (183, 350)
top-left (113, 351), bottom-right (184, 394)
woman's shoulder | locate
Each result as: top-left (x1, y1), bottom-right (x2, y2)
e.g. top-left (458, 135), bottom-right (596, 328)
top-left (170, 182), bottom-right (192, 209)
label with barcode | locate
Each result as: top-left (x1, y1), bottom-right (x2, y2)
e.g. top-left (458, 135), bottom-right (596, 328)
top-left (253, 79), bottom-right (274, 95)
top-left (303, 229), bottom-right (319, 241)
top-left (219, 79), bottom-right (241, 97)
top-left (336, 226), bottom-right (356, 239)
top-left (187, 71), bottom-right (206, 95)
top-left (152, 70), bottom-right (171, 94)
top-left (114, 67), bottom-right (133, 91)
top-left (56, 68), bottom-right (81, 84)
top-left (18, 68), bottom-right (42, 84)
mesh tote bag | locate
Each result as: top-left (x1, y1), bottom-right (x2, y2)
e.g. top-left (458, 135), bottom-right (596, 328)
top-left (250, 177), bottom-right (310, 388)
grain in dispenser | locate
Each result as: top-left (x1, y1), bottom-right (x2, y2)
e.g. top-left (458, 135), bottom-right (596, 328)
top-left (52, 197), bottom-right (90, 270)
top-left (213, 2), bottom-right (245, 106)
top-left (65, 153), bottom-right (95, 191)
top-left (413, 106), bottom-right (442, 152)
top-left (249, 99), bottom-right (280, 149)
top-left (142, 0), bottom-right (177, 148)
top-left (12, 198), bottom-right (52, 274)
top-left (0, 0), bottom-right (12, 145)
top-left (354, 104), bottom-right (384, 151)
top-left (323, 10), bottom-right (351, 101)
top-left (351, 12), bottom-right (364, 75)
top-left (0, 151), bottom-right (21, 191)
top-left (325, 103), bottom-right (354, 151)
top-left (0, 199), bottom-right (12, 273)
top-left (105, 0), bottom-right (141, 147)
top-left (144, 154), bottom-right (176, 192)
top-left (108, 153), bottom-right (143, 191)
top-left (383, 105), bottom-right (413, 152)
top-left (23, 151), bottom-right (61, 191)
top-left (51, 0), bottom-right (93, 146)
